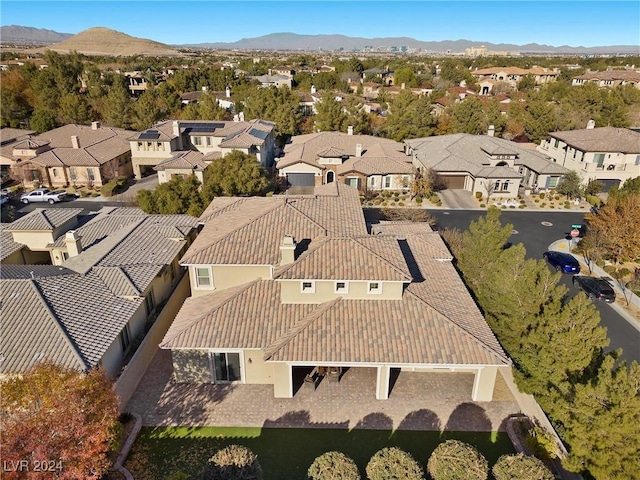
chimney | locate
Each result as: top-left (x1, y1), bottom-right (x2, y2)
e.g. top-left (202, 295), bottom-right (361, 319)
top-left (91, 121), bottom-right (100, 130)
top-left (172, 120), bottom-right (180, 136)
top-left (280, 235), bottom-right (296, 265)
top-left (487, 125), bottom-right (495, 137)
top-left (239, 111), bottom-right (245, 122)
top-left (356, 143), bottom-right (362, 157)
top-left (586, 119), bottom-right (595, 129)
top-left (71, 135), bottom-right (80, 149)
top-left (65, 230), bottom-right (82, 258)
top-left (347, 126), bottom-right (354, 136)
top-left (225, 86), bottom-right (231, 98)
top-left (311, 84), bottom-right (316, 94)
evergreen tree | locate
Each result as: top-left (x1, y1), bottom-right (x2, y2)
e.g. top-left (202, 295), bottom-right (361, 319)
top-left (555, 170), bottom-right (583, 199)
top-left (133, 85), bottom-right (163, 130)
top-left (314, 93), bottom-right (347, 132)
top-left (29, 108), bottom-right (57, 133)
top-left (136, 175), bottom-right (203, 216)
top-left (103, 80), bottom-right (134, 129)
top-left (201, 150), bottom-right (271, 200)
top-left (450, 96), bottom-right (487, 135)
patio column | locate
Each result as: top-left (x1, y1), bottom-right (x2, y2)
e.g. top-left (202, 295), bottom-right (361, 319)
top-left (376, 365), bottom-right (391, 400)
top-left (272, 363), bottom-right (293, 398)
top-left (472, 366), bottom-right (498, 401)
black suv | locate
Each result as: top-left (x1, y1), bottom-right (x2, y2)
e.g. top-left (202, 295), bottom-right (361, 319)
top-left (572, 276), bottom-right (616, 303)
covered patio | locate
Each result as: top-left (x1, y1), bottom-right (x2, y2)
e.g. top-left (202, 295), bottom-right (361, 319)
top-left (126, 350), bottom-right (520, 431)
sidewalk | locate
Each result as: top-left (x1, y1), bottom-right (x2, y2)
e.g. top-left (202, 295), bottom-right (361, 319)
top-left (548, 238), bottom-right (640, 332)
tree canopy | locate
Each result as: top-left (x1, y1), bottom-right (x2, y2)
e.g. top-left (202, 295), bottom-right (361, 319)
top-left (2, 362), bottom-right (120, 480)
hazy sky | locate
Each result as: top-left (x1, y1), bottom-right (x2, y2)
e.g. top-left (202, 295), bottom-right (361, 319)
top-left (1, 1), bottom-right (639, 47)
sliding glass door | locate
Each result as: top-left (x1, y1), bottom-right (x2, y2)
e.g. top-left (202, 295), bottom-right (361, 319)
top-left (212, 352), bottom-right (241, 382)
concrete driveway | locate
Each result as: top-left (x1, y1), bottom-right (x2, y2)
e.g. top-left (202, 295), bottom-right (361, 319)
top-left (437, 190), bottom-right (478, 209)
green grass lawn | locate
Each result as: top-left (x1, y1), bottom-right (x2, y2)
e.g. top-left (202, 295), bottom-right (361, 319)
top-left (125, 426), bottom-right (515, 480)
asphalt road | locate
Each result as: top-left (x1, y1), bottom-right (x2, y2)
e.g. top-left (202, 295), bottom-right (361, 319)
top-left (366, 207), bottom-right (640, 364)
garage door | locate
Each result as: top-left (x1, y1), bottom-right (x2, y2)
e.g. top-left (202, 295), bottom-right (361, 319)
top-left (443, 175), bottom-right (466, 189)
top-left (287, 173), bottom-right (315, 187)
top-left (597, 179), bottom-right (621, 192)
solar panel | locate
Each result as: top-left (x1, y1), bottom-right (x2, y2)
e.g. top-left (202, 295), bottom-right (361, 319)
top-left (183, 122), bottom-right (225, 133)
top-left (139, 130), bottom-right (160, 140)
top-left (248, 128), bottom-right (268, 140)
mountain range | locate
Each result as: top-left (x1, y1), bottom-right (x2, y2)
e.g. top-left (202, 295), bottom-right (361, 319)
top-left (1, 25), bottom-right (638, 55)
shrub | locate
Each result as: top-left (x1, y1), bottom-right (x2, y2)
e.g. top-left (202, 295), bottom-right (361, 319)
top-left (398, 202), bottom-right (405, 206)
top-left (585, 194), bottom-right (602, 207)
top-left (79, 190), bottom-right (89, 197)
top-left (541, 202), bottom-right (546, 207)
top-left (100, 177), bottom-right (127, 197)
top-left (415, 196), bottom-right (423, 204)
top-left (519, 205), bottom-right (525, 209)
top-left (427, 440), bottom-right (488, 480)
top-left (564, 203), bottom-right (571, 209)
top-left (554, 195), bottom-right (560, 201)
top-left (166, 473), bottom-right (189, 480)
top-left (381, 201), bottom-right (388, 207)
top-left (204, 445), bottom-right (263, 480)
top-left (479, 203), bottom-right (486, 208)
top-left (365, 447), bottom-right (423, 480)
top-left (534, 199), bottom-right (539, 203)
top-left (308, 451), bottom-right (360, 480)
top-left (492, 454), bottom-right (554, 480)
top-left (475, 192), bottom-right (483, 199)
top-left (430, 194), bottom-right (440, 203)
top-left (539, 192), bottom-right (545, 199)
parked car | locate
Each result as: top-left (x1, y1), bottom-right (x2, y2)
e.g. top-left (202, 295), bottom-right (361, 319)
top-left (20, 188), bottom-right (67, 204)
top-left (573, 275), bottom-right (616, 303)
top-left (0, 193), bottom-right (8, 206)
top-left (543, 251), bottom-right (580, 274)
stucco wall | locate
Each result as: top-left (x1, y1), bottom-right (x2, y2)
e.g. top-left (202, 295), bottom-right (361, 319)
top-left (10, 231), bottom-right (55, 250)
top-left (188, 264), bottom-right (272, 296)
top-left (279, 279), bottom-right (404, 303)
top-left (243, 349), bottom-right (274, 384)
top-left (172, 350), bottom-right (212, 383)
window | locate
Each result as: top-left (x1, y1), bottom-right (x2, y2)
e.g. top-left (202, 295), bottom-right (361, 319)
top-left (368, 282), bottom-right (382, 294)
top-left (146, 142), bottom-right (153, 151)
top-left (69, 168), bottom-right (77, 181)
top-left (137, 141), bottom-right (143, 150)
top-left (157, 142), bottom-right (164, 151)
top-left (193, 136), bottom-right (202, 146)
top-left (211, 352), bottom-right (241, 382)
top-left (52, 168), bottom-right (59, 178)
top-left (62, 251), bottom-right (69, 261)
top-left (196, 267), bottom-right (212, 288)
top-left (494, 181), bottom-right (500, 191)
top-left (593, 153), bottom-right (605, 167)
top-left (554, 139), bottom-right (560, 148)
top-left (30, 170), bottom-right (40, 182)
top-left (547, 177), bottom-right (559, 188)
top-left (502, 180), bottom-right (510, 191)
top-left (369, 177), bottom-right (376, 187)
top-left (334, 281), bottom-right (349, 294)
top-left (87, 169), bottom-right (95, 181)
top-left (635, 155), bottom-right (640, 166)
top-left (346, 177), bottom-right (359, 188)
top-left (119, 325), bottom-right (131, 352)
top-left (301, 281), bottom-right (315, 293)
top-left (384, 176), bottom-right (391, 188)
top-left (206, 136), bottom-right (212, 146)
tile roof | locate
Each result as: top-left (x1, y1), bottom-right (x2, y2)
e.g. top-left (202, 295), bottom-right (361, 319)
top-left (0, 128), bottom-right (35, 145)
top-left (6, 208), bottom-right (82, 231)
top-left (278, 132), bottom-right (408, 175)
top-left (0, 225), bottom-right (25, 261)
top-left (575, 70), bottom-right (640, 82)
top-left (547, 127), bottom-right (640, 154)
top-left (185, 185), bottom-right (367, 266)
top-left (163, 199), bottom-right (508, 368)
top-left (406, 134), bottom-right (566, 176)
top-left (0, 278), bottom-right (87, 374)
top-left (276, 236), bottom-right (412, 281)
top-left (153, 151), bottom-right (208, 171)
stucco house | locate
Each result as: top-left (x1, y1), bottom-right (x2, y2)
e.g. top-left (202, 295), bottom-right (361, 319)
top-left (130, 119), bottom-right (276, 181)
top-left (277, 130), bottom-right (414, 191)
top-left (537, 123), bottom-right (640, 191)
top-left (161, 183), bottom-right (510, 401)
top-left (406, 131), bottom-right (568, 198)
top-left (0, 206), bottom-right (199, 378)
top-left (0, 128), bottom-right (35, 182)
top-left (571, 70), bottom-right (640, 89)
top-left (4, 122), bottom-right (135, 189)
top-left (470, 67), bottom-right (559, 94)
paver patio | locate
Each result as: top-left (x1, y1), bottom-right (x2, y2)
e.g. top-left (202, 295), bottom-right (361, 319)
top-left (126, 350), bottom-right (521, 431)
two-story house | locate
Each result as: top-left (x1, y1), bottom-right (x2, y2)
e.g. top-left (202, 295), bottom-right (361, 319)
top-left (406, 130), bottom-right (568, 198)
top-left (571, 70), bottom-right (640, 89)
top-left (277, 130), bottom-right (414, 191)
top-left (161, 183), bottom-right (510, 401)
top-left (130, 119), bottom-right (276, 181)
top-left (0, 206), bottom-right (199, 378)
top-left (471, 67), bottom-right (559, 94)
top-left (537, 122), bottom-right (640, 191)
top-left (5, 122), bottom-right (135, 188)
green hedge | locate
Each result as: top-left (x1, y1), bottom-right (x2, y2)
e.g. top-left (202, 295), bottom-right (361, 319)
top-left (101, 176), bottom-right (128, 197)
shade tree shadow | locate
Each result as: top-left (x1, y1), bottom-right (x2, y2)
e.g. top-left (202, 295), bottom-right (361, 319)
top-left (263, 410), bottom-right (349, 429)
top-left (352, 412), bottom-right (394, 431)
top-left (397, 409), bottom-right (441, 431)
top-left (444, 402), bottom-right (492, 432)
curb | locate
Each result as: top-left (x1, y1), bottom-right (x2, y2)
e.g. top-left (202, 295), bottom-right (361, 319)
top-left (111, 412), bottom-right (142, 480)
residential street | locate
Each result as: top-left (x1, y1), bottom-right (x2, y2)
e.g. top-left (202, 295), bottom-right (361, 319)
top-left (366, 208), bottom-right (640, 364)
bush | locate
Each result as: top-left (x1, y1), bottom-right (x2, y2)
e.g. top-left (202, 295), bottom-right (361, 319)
top-left (534, 199), bottom-right (539, 203)
top-left (554, 195), bottom-right (560, 201)
top-left (308, 451), bottom-right (360, 480)
top-left (100, 176), bottom-right (127, 197)
top-left (479, 203), bottom-right (486, 208)
top-left (166, 473), bottom-right (189, 480)
top-left (539, 192), bottom-right (545, 199)
top-left (415, 196), bottom-right (423, 204)
top-left (398, 202), bottom-right (405, 206)
top-left (585, 194), bottom-right (603, 207)
top-left (204, 445), bottom-right (263, 480)
top-left (381, 201), bottom-right (388, 207)
top-left (427, 440), bottom-right (488, 480)
top-left (365, 447), bottom-right (423, 480)
top-left (79, 190), bottom-right (89, 197)
top-left (475, 192), bottom-right (483, 199)
top-left (492, 454), bottom-right (554, 480)
top-left (430, 194), bottom-right (440, 203)
top-left (519, 205), bottom-right (525, 209)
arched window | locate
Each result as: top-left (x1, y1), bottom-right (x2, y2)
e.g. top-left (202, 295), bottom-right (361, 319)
top-left (502, 180), bottom-right (510, 191)
top-left (326, 171), bottom-right (335, 183)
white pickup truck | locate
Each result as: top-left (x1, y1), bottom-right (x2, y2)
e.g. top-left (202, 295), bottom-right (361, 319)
top-left (20, 188), bottom-right (67, 204)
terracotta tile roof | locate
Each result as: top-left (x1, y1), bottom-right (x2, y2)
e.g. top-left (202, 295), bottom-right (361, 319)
top-left (575, 70), bottom-right (640, 82)
top-left (276, 236), bottom-right (412, 281)
top-left (154, 151), bottom-right (208, 171)
top-left (0, 225), bottom-right (25, 261)
top-left (6, 208), bottom-right (82, 231)
top-left (547, 127), bottom-right (640, 153)
top-left (0, 127), bottom-right (35, 145)
top-left (371, 221), bottom-right (435, 237)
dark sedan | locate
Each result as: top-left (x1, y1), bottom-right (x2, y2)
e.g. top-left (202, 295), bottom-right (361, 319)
top-left (543, 251), bottom-right (581, 274)
top-left (573, 276), bottom-right (616, 303)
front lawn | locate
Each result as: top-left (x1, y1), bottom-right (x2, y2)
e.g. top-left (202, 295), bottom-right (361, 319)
top-left (125, 426), bottom-right (514, 479)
